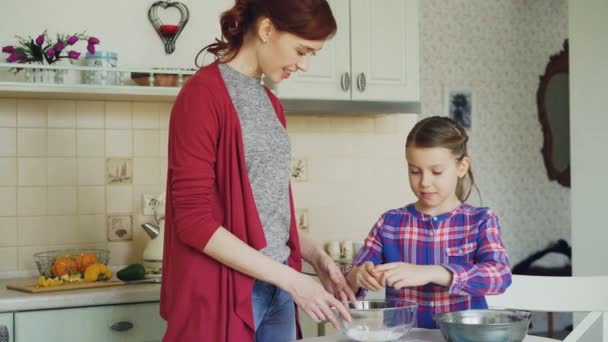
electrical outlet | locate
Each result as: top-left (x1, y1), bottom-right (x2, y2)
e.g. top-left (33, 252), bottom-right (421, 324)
top-left (142, 193), bottom-right (157, 216)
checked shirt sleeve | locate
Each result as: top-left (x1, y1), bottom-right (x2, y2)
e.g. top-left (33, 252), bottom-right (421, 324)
top-left (346, 216), bottom-right (386, 298)
top-left (442, 213), bottom-right (512, 296)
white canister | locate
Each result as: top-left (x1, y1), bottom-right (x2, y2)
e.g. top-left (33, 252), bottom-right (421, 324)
top-left (340, 240), bottom-right (354, 260)
top-left (85, 51), bottom-right (118, 85)
top-left (326, 241), bottom-right (341, 260)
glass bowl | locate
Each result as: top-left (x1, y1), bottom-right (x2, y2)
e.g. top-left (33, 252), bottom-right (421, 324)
top-left (34, 248), bottom-right (110, 277)
top-left (435, 309), bottom-right (532, 342)
top-left (336, 299), bottom-right (417, 342)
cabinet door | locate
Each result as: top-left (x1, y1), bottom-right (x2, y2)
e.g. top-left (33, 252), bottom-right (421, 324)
top-left (15, 302), bottom-right (165, 342)
top-left (350, 0), bottom-right (419, 102)
top-left (276, 0), bottom-right (351, 100)
top-left (0, 313), bottom-right (13, 342)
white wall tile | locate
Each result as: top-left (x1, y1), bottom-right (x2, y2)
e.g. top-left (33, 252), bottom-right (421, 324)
top-left (0, 158), bottom-right (17, 186)
top-left (19, 245), bottom-right (51, 271)
top-left (47, 129), bottom-right (76, 156)
top-left (0, 99), bottom-right (17, 127)
top-left (0, 247), bottom-right (18, 271)
top-left (49, 216), bottom-right (77, 245)
top-left (133, 130), bottom-right (160, 157)
top-left (0, 187), bottom-right (17, 216)
top-left (160, 158), bottom-right (167, 185)
top-left (17, 128), bottom-right (47, 157)
top-left (77, 129), bottom-right (105, 157)
top-left (0, 128), bottom-right (17, 156)
top-left (47, 100), bottom-right (76, 128)
top-left (133, 103), bottom-right (159, 129)
top-left (107, 186), bottom-right (133, 213)
top-left (159, 103), bottom-right (172, 129)
top-left (133, 158), bottom-right (161, 185)
top-left (76, 101), bottom-right (105, 128)
top-left (18, 158), bottom-right (47, 186)
top-left (159, 130), bottom-right (168, 157)
top-left (78, 158), bottom-right (105, 186)
top-left (77, 215), bottom-right (107, 243)
top-left (18, 187), bottom-right (47, 216)
top-left (105, 102), bottom-right (132, 129)
top-left (107, 241), bottom-right (138, 265)
top-left (17, 99), bottom-right (47, 127)
top-left (78, 186), bottom-right (106, 214)
top-left (18, 216), bottom-right (50, 245)
top-left (0, 217), bottom-right (17, 246)
top-left (47, 187), bottom-right (77, 215)
top-left (47, 158), bottom-right (77, 186)
top-left (105, 130), bottom-right (132, 157)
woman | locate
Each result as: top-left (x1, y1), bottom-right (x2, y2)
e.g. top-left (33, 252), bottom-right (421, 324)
top-left (160, 0), bottom-right (354, 341)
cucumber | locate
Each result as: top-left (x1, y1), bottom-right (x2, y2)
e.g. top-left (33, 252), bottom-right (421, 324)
top-left (116, 263), bottom-right (146, 281)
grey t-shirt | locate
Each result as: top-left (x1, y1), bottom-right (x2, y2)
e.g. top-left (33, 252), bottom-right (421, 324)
top-left (218, 63), bottom-right (291, 263)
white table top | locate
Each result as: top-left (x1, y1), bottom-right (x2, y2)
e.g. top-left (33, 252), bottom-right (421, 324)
top-left (296, 328), bottom-right (559, 341)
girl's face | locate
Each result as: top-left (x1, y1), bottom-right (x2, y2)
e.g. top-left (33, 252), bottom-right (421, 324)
top-left (256, 20), bottom-right (326, 83)
top-left (406, 146), bottom-right (469, 215)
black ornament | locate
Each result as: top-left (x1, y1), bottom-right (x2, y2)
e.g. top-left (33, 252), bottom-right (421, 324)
top-left (148, 1), bottom-right (190, 54)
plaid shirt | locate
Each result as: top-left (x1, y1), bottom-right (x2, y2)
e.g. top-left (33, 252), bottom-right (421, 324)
top-left (350, 203), bottom-right (512, 328)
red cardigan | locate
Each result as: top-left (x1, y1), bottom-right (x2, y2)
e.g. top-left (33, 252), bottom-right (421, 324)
top-left (160, 62), bottom-right (302, 342)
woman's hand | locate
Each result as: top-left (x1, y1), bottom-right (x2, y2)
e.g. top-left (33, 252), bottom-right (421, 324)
top-left (285, 272), bottom-right (352, 329)
top-left (374, 263), bottom-right (452, 289)
top-left (311, 253), bottom-right (357, 303)
top-left (347, 261), bottom-right (384, 292)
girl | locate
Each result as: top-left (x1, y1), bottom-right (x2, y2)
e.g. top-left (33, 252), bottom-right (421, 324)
top-left (160, 1), bottom-right (354, 341)
top-left (346, 116), bottom-right (512, 328)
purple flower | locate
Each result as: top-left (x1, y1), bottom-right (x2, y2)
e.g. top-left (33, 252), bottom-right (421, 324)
top-left (67, 50), bottom-right (81, 59)
top-left (66, 35), bottom-right (78, 45)
top-left (45, 48), bottom-right (56, 58)
top-left (1, 45), bottom-right (16, 54)
top-left (87, 37), bottom-right (100, 45)
top-left (53, 41), bottom-right (65, 52)
top-left (35, 34), bottom-right (45, 46)
top-left (87, 44), bottom-right (96, 55)
top-left (6, 53), bottom-right (20, 63)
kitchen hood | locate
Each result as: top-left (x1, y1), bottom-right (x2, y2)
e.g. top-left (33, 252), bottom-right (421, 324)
top-left (279, 99), bottom-right (421, 114)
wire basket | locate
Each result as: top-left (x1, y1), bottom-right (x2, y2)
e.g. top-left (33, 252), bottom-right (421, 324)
top-left (34, 248), bottom-right (110, 278)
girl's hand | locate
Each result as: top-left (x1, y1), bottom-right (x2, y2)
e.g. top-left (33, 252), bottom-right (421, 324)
top-left (286, 272), bottom-right (351, 329)
top-left (312, 253), bottom-right (357, 303)
top-left (348, 261), bottom-right (384, 291)
top-left (375, 263), bottom-right (452, 289)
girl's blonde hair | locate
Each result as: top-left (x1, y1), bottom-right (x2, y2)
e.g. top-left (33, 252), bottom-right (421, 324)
top-left (406, 116), bottom-right (477, 202)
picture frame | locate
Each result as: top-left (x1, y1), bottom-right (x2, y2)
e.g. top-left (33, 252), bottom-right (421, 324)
top-left (444, 87), bottom-right (473, 129)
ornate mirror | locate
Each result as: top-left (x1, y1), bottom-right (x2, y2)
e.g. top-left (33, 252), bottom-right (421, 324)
top-left (538, 39), bottom-right (570, 187)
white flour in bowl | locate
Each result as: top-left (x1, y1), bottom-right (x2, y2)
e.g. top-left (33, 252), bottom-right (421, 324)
top-left (345, 326), bottom-right (404, 342)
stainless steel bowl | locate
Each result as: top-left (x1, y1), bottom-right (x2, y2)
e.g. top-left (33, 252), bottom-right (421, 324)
top-left (335, 299), bottom-right (417, 342)
top-left (435, 309), bottom-right (532, 342)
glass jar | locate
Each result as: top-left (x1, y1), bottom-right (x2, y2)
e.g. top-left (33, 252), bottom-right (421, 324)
top-left (84, 51), bottom-right (118, 85)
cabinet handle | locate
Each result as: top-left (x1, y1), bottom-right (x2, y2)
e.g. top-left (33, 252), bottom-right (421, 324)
top-left (340, 72), bottom-right (351, 92)
top-left (0, 325), bottom-right (8, 342)
top-left (356, 73), bottom-right (366, 92)
top-left (110, 321), bottom-right (134, 332)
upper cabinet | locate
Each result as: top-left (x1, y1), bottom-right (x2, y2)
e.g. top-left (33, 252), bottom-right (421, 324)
top-left (276, 0), bottom-right (419, 103)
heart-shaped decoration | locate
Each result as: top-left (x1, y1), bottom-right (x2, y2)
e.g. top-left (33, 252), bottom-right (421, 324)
top-left (148, 1), bottom-right (190, 54)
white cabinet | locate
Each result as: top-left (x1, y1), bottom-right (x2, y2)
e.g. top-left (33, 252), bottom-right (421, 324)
top-left (0, 313), bottom-right (13, 342)
top-left (14, 302), bottom-right (165, 342)
top-left (277, 0), bottom-right (419, 102)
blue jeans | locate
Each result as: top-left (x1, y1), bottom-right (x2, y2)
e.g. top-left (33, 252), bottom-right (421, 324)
top-left (251, 279), bottom-right (296, 342)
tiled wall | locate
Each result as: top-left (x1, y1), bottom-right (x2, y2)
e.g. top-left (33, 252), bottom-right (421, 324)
top-left (0, 96), bottom-right (418, 274)
top-left (0, 98), bottom-right (171, 274)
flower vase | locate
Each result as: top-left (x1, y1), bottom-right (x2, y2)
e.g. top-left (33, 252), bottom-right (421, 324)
top-left (25, 68), bottom-right (56, 84)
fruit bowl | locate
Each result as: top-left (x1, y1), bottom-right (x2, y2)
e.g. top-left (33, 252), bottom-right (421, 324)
top-left (335, 299), bottom-right (417, 342)
top-left (34, 249), bottom-right (110, 278)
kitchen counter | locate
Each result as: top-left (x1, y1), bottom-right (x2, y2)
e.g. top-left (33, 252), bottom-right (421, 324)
top-left (296, 329), bottom-right (559, 341)
top-left (0, 277), bottom-right (160, 313)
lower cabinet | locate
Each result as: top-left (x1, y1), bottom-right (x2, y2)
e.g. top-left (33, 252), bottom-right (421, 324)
top-left (0, 312), bottom-right (13, 342)
top-left (14, 302), bottom-right (165, 342)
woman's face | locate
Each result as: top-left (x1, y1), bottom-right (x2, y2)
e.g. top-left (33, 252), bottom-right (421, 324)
top-left (257, 25), bottom-right (326, 83)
